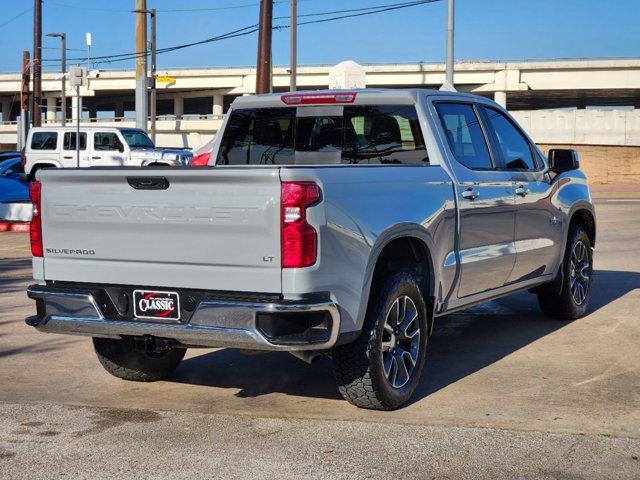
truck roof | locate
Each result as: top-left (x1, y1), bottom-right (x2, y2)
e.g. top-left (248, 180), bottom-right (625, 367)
top-left (231, 87), bottom-right (478, 109)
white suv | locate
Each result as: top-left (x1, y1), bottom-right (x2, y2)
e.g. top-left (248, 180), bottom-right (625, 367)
top-left (24, 126), bottom-right (192, 180)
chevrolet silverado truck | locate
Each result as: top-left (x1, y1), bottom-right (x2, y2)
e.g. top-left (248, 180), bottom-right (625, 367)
top-left (25, 89), bottom-right (596, 410)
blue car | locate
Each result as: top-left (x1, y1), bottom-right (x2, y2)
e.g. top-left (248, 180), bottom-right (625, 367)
top-left (0, 157), bottom-right (32, 221)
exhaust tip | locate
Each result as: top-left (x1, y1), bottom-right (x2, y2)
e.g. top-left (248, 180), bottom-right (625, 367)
top-left (290, 350), bottom-right (323, 365)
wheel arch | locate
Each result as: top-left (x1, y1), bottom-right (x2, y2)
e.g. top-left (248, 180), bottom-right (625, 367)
top-left (356, 226), bottom-right (437, 333)
top-left (569, 207), bottom-right (596, 248)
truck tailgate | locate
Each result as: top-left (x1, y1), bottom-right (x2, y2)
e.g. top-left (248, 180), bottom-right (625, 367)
top-left (39, 168), bottom-right (282, 293)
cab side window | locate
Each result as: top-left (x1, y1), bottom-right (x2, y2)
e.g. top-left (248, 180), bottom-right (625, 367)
top-left (94, 132), bottom-right (123, 151)
top-left (435, 103), bottom-right (493, 169)
top-left (63, 132), bottom-right (87, 151)
top-left (481, 107), bottom-right (537, 170)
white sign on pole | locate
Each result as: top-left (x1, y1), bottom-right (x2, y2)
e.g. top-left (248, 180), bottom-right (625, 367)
top-left (69, 66), bottom-right (87, 88)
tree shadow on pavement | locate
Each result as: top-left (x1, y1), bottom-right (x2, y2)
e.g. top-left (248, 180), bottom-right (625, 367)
top-left (171, 269), bottom-right (639, 404)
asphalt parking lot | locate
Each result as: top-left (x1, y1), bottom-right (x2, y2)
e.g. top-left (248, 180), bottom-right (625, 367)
top-left (1, 199), bottom-right (639, 479)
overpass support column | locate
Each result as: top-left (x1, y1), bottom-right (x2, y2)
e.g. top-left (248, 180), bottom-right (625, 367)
top-left (174, 96), bottom-right (184, 119)
top-left (46, 97), bottom-right (57, 123)
top-left (1, 99), bottom-right (10, 122)
top-left (71, 95), bottom-right (83, 122)
top-left (494, 91), bottom-right (507, 108)
top-left (115, 101), bottom-right (124, 120)
top-left (213, 94), bottom-right (224, 118)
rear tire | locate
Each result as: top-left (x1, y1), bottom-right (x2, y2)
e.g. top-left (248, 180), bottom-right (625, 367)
top-left (331, 272), bottom-right (428, 410)
top-left (93, 337), bottom-right (186, 382)
top-left (537, 225), bottom-right (593, 320)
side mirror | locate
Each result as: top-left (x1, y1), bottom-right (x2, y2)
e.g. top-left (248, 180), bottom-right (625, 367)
top-left (548, 149), bottom-right (579, 174)
top-left (117, 143), bottom-right (125, 153)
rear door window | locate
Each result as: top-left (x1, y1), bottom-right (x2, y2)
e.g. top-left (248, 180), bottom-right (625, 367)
top-left (63, 132), bottom-right (87, 151)
top-left (216, 105), bottom-right (428, 165)
top-left (435, 103), bottom-right (493, 170)
top-left (30, 131), bottom-right (58, 150)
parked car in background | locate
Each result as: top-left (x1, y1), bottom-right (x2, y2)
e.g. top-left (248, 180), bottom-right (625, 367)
top-left (25, 89), bottom-right (596, 410)
top-left (0, 157), bottom-right (25, 179)
top-left (0, 151), bottom-right (20, 162)
top-left (24, 126), bottom-right (193, 180)
top-left (0, 157), bottom-right (31, 222)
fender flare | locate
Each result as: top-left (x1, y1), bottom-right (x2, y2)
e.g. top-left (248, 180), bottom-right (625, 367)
top-left (354, 223), bottom-right (437, 331)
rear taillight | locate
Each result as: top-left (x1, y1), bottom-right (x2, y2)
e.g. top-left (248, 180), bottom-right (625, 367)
top-left (281, 182), bottom-right (320, 268)
top-left (29, 181), bottom-right (43, 257)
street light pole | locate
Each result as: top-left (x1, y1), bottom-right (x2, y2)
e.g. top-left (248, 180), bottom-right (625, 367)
top-left (61, 34), bottom-right (66, 126)
top-left (445, 0), bottom-right (455, 86)
top-left (46, 32), bottom-right (66, 126)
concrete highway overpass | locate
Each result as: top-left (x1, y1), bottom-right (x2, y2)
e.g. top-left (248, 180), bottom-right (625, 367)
top-left (1, 58), bottom-right (639, 183)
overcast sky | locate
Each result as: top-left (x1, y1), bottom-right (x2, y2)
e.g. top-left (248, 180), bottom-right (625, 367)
top-left (1, 0), bottom-right (639, 72)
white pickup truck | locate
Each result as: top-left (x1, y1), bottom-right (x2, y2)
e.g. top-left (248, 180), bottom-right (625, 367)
top-left (25, 89), bottom-right (596, 410)
top-left (24, 126), bottom-right (192, 180)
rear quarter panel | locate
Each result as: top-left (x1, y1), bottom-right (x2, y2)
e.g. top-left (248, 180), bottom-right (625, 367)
top-left (280, 166), bottom-right (456, 334)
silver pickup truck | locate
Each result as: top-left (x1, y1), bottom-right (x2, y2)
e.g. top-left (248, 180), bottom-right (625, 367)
top-left (25, 89), bottom-right (596, 410)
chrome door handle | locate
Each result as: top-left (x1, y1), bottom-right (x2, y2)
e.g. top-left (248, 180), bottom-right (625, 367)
top-left (462, 188), bottom-right (479, 201)
top-left (515, 185), bottom-right (529, 197)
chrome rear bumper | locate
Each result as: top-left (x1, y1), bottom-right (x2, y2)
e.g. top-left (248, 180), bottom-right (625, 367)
top-left (26, 285), bottom-right (340, 351)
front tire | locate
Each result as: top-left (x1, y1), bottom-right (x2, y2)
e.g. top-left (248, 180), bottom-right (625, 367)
top-left (331, 273), bottom-right (428, 410)
top-left (93, 337), bottom-right (186, 382)
top-left (537, 225), bottom-right (593, 320)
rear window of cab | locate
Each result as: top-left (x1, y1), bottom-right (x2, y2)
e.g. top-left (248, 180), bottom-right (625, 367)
top-left (216, 105), bottom-right (428, 166)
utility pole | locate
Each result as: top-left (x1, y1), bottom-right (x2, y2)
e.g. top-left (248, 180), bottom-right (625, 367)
top-left (255, 0), bottom-right (273, 94)
top-left (290, 0), bottom-right (297, 92)
top-left (149, 9), bottom-right (157, 142)
top-left (46, 33), bottom-right (66, 126)
top-left (135, 0), bottom-right (148, 130)
top-left (32, 0), bottom-right (43, 127)
top-left (19, 51), bottom-right (31, 149)
top-left (445, 0), bottom-right (455, 86)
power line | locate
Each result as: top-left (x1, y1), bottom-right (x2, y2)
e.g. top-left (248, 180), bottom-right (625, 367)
top-left (0, 6), bottom-right (32, 29)
top-left (44, 1), bottom-right (130, 13)
top-left (44, 0), bottom-right (306, 14)
top-left (42, 0), bottom-right (441, 66)
top-left (156, 0), bottom-right (310, 13)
